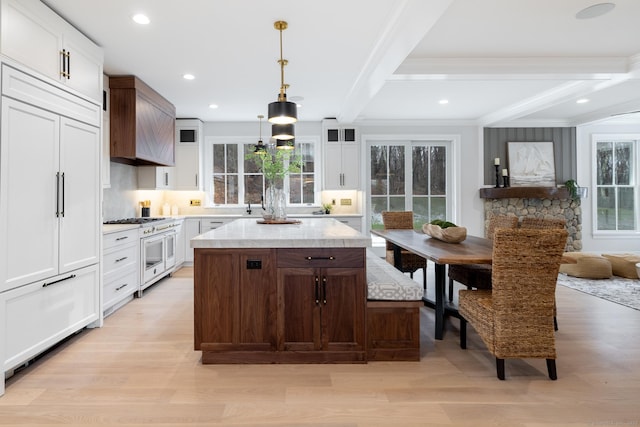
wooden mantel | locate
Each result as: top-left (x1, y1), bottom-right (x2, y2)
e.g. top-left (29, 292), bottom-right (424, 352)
top-left (479, 186), bottom-right (570, 199)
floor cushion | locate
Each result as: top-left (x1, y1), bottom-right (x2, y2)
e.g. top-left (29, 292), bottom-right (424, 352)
top-left (602, 253), bottom-right (640, 279)
top-left (560, 252), bottom-right (612, 279)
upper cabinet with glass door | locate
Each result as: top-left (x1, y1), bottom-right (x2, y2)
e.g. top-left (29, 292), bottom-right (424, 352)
top-left (0, 0), bottom-right (104, 103)
top-left (322, 119), bottom-right (360, 190)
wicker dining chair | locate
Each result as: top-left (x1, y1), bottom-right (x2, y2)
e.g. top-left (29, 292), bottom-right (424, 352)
top-left (447, 215), bottom-right (518, 302)
top-left (520, 216), bottom-right (567, 330)
top-left (458, 228), bottom-right (568, 380)
top-left (381, 211), bottom-right (427, 289)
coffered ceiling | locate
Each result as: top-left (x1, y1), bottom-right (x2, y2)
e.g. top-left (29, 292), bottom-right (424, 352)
top-left (44, 0), bottom-right (640, 126)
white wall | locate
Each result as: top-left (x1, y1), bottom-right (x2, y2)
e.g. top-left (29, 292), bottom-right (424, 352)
top-left (576, 122), bottom-right (640, 252)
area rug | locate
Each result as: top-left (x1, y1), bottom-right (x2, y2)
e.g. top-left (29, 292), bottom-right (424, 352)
top-left (557, 273), bottom-right (640, 311)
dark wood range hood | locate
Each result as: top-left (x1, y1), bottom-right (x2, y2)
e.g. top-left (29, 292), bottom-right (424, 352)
top-left (109, 75), bottom-right (176, 166)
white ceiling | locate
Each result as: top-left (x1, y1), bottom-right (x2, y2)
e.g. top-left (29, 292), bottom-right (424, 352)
top-left (44, 0), bottom-right (640, 126)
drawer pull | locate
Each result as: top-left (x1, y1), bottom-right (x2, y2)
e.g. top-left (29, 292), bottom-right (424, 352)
top-left (115, 284), bottom-right (129, 291)
top-left (115, 236), bottom-right (129, 241)
top-left (43, 274), bottom-right (76, 288)
top-left (115, 257), bottom-right (128, 263)
top-left (305, 256), bottom-right (335, 261)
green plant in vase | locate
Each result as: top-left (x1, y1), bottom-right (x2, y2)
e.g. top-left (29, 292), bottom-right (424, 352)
top-left (564, 179), bottom-right (580, 200)
top-left (247, 147), bottom-right (302, 220)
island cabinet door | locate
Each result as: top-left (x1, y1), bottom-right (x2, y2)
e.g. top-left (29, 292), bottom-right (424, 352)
top-left (194, 249), bottom-right (277, 352)
top-left (277, 267), bottom-right (321, 352)
top-left (320, 267), bottom-right (366, 353)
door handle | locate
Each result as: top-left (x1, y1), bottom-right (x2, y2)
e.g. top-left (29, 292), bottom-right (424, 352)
top-left (55, 172), bottom-right (60, 217)
top-left (60, 172), bottom-right (65, 217)
top-left (314, 276), bottom-right (320, 304)
top-left (322, 276), bottom-right (327, 304)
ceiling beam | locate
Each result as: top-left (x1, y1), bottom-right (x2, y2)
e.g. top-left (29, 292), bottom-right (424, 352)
top-left (338, 0), bottom-right (453, 123)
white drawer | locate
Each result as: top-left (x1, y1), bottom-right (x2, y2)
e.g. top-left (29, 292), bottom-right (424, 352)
top-left (103, 243), bottom-right (137, 282)
top-left (2, 265), bottom-right (99, 371)
top-left (103, 269), bottom-right (138, 310)
top-left (103, 229), bottom-right (138, 251)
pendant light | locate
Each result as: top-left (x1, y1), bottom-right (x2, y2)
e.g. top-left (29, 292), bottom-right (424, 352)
top-left (276, 138), bottom-right (295, 150)
top-left (268, 21), bottom-right (297, 126)
top-left (272, 123), bottom-right (295, 141)
top-left (254, 115), bottom-right (267, 154)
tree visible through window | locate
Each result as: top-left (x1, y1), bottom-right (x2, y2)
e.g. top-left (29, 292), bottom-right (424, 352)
top-left (369, 141), bottom-right (449, 231)
top-left (205, 138), bottom-right (318, 207)
top-left (595, 138), bottom-right (637, 231)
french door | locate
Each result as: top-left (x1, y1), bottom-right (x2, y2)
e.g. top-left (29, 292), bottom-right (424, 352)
top-left (368, 140), bottom-right (452, 235)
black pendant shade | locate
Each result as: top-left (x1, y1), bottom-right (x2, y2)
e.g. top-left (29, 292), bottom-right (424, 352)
top-left (276, 138), bottom-right (295, 150)
top-left (254, 114), bottom-right (268, 154)
top-left (272, 123), bottom-right (295, 140)
top-left (268, 98), bottom-right (297, 125)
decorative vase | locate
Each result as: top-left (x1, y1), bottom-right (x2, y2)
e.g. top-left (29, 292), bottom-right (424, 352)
top-left (264, 179), bottom-right (287, 220)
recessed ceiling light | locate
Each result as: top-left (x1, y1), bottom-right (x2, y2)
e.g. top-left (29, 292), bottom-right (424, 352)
top-left (575, 3), bottom-right (615, 19)
top-left (577, 98), bottom-right (590, 104)
top-left (183, 74), bottom-right (195, 80)
top-left (208, 104), bottom-right (219, 109)
top-left (132, 14), bottom-right (150, 25)
top-left (439, 99), bottom-right (449, 105)
top-left (289, 96), bottom-right (303, 108)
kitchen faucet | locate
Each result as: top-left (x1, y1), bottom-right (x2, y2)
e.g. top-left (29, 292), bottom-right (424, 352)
top-left (246, 202), bottom-right (252, 215)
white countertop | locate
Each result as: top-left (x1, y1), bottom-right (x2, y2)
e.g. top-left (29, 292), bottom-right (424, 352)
top-left (190, 218), bottom-right (370, 249)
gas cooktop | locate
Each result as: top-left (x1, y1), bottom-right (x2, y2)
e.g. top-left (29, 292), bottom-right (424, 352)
top-left (103, 217), bottom-right (166, 225)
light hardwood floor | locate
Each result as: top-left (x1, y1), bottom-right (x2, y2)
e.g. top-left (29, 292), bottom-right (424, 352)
top-left (1, 266), bottom-right (639, 426)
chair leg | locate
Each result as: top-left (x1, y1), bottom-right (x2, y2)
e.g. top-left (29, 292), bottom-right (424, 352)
top-left (448, 278), bottom-right (454, 302)
top-left (546, 359), bottom-right (557, 380)
top-left (496, 358), bottom-right (505, 380)
top-left (459, 318), bottom-right (467, 349)
top-left (423, 267), bottom-right (427, 290)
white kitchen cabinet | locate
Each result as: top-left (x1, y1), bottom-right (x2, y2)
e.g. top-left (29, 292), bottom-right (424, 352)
top-left (137, 166), bottom-right (174, 190)
top-left (0, 70), bottom-right (100, 292)
top-left (102, 228), bottom-right (139, 316)
top-left (0, 0), bottom-right (103, 102)
top-left (1, 264), bottom-right (99, 374)
top-left (174, 119), bottom-right (203, 190)
top-left (184, 217), bottom-right (235, 264)
top-left (322, 120), bottom-right (360, 190)
top-left (175, 219), bottom-right (186, 268)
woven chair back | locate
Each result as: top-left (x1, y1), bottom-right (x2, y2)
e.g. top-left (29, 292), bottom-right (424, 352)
top-left (520, 217), bottom-right (566, 230)
top-left (382, 211), bottom-right (415, 250)
top-left (490, 228), bottom-right (568, 358)
top-left (486, 215), bottom-right (519, 240)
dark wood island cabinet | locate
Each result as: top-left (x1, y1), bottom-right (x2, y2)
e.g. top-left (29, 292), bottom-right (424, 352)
top-left (192, 218), bottom-right (369, 364)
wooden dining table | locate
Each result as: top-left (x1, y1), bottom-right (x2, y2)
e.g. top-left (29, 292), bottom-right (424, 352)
top-left (370, 228), bottom-right (493, 340)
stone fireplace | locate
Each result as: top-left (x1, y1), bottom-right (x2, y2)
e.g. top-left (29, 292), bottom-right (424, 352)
top-left (479, 187), bottom-right (582, 252)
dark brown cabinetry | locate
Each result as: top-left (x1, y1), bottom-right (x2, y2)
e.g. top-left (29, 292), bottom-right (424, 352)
top-left (277, 248), bottom-right (366, 362)
top-left (194, 247), bottom-right (366, 363)
top-left (194, 249), bottom-right (277, 363)
top-left (109, 76), bottom-right (176, 166)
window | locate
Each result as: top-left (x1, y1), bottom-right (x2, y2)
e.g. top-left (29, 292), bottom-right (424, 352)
top-left (368, 140), bottom-right (451, 231)
top-left (204, 136), bottom-right (319, 207)
top-left (593, 135), bottom-right (639, 232)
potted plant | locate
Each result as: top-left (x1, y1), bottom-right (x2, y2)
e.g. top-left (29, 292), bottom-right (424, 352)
top-left (564, 179), bottom-right (582, 200)
top-left (248, 147), bottom-right (302, 220)
top-left (322, 203), bottom-right (333, 214)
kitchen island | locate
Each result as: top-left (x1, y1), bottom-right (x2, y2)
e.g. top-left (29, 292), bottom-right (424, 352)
top-left (191, 218), bottom-right (370, 364)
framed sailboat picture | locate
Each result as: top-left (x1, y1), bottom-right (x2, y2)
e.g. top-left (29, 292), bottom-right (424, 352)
top-left (507, 141), bottom-right (556, 187)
